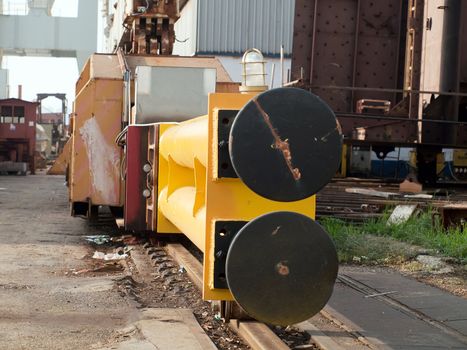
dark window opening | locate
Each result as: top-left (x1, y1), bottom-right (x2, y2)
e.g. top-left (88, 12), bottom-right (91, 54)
top-left (0, 106), bottom-right (26, 124)
top-left (1, 106), bottom-right (13, 118)
top-left (14, 106), bottom-right (25, 118)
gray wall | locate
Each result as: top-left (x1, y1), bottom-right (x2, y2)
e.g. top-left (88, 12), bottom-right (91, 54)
top-left (0, 69), bottom-right (7, 99)
top-left (174, 0), bottom-right (295, 57)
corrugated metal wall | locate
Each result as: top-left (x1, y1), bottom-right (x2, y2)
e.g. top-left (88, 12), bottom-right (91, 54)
top-left (196, 0), bottom-right (295, 56)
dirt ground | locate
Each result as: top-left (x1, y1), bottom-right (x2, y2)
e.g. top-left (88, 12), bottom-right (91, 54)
top-left (398, 261), bottom-right (466, 298)
top-left (0, 174), bottom-right (142, 349)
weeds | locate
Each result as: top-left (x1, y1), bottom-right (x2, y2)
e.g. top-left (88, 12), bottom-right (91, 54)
top-left (321, 209), bottom-right (467, 264)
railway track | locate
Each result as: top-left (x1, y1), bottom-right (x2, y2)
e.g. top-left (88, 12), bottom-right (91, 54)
top-left (163, 242), bottom-right (294, 350)
top-left (114, 220), bottom-right (354, 348)
top-left (150, 241), bottom-right (369, 350)
top-left (316, 178), bottom-right (467, 221)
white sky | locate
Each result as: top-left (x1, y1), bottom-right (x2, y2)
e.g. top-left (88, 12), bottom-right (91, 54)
top-left (1, 0), bottom-right (97, 114)
top-left (3, 56), bottom-right (79, 113)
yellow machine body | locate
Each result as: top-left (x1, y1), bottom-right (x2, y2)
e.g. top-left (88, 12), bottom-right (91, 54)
top-left (156, 93), bottom-right (316, 301)
top-left (64, 50), bottom-right (340, 326)
top-left (70, 75), bottom-right (125, 209)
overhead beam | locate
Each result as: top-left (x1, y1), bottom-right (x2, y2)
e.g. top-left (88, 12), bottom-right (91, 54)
top-left (0, 0), bottom-right (97, 70)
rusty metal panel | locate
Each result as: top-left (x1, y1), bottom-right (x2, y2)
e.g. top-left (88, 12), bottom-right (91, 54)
top-left (291, 0), bottom-right (467, 149)
top-left (126, 0), bottom-right (180, 18)
top-left (337, 113), bottom-right (467, 148)
top-left (291, 0), bottom-right (316, 84)
top-left (75, 57), bottom-right (91, 95)
top-left (292, 0), bottom-right (406, 113)
top-left (70, 79), bottom-right (124, 207)
top-left (338, 115), bottom-right (418, 144)
top-left (353, 0), bottom-right (405, 105)
top-left (310, 0), bottom-right (358, 112)
top-left (70, 53), bottom-right (234, 209)
top-left (461, 1), bottom-right (467, 85)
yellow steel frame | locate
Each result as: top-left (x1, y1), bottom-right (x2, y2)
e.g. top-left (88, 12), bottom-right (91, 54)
top-left (156, 123), bottom-right (183, 234)
top-left (204, 93), bottom-right (315, 301)
top-left (155, 93), bottom-right (316, 302)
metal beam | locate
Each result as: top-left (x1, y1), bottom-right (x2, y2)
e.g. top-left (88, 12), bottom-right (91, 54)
top-left (0, 0), bottom-right (97, 70)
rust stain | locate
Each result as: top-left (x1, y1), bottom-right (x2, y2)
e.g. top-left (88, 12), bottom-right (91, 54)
top-left (276, 261), bottom-right (290, 276)
top-left (253, 99), bottom-right (301, 181)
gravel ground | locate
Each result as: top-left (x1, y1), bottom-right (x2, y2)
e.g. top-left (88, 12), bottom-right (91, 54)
top-left (398, 260), bottom-right (467, 298)
top-left (122, 243), bottom-right (251, 350)
top-left (0, 174), bottom-right (135, 350)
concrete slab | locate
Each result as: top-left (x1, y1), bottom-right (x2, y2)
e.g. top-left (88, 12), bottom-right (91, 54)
top-left (329, 282), bottom-right (467, 349)
top-left (96, 308), bottom-right (217, 350)
top-left (343, 269), bottom-right (467, 334)
top-left (98, 339), bottom-right (157, 350)
top-left (137, 309), bottom-right (217, 350)
top-left (298, 321), bottom-right (345, 350)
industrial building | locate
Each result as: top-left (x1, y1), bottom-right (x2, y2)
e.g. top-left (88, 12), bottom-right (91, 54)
top-left (0, 97), bottom-right (37, 174)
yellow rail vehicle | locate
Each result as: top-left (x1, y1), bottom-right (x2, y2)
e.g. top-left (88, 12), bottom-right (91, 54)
top-left (67, 50), bottom-right (343, 326)
top-left (125, 86), bottom-right (342, 326)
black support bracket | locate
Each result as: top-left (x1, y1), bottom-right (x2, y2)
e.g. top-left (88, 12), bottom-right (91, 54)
top-left (217, 109), bottom-right (239, 178)
top-left (213, 220), bottom-right (247, 289)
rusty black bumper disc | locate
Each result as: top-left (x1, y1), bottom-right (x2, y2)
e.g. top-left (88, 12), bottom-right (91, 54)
top-left (225, 211), bottom-right (338, 326)
top-left (229, 87), bottom-right (342, 202)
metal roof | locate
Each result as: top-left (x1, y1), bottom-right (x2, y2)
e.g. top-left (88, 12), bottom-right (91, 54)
top-left (195, 0), bottom-right (295, 56)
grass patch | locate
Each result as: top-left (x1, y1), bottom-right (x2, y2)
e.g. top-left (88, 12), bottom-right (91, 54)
top-left (321, 209), bottom-right (467, 265)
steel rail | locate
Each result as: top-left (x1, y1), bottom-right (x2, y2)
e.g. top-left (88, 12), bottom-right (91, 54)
top-left (165, 243), bottom-right (291, 350)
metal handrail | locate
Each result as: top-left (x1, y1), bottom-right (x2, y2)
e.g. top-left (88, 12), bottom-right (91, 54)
top-left (310, 84), bottom-right (467, 98)
top-left (337, 113), bottom-right (467, 126)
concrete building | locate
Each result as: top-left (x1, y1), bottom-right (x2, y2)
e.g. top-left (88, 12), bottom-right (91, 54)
top-left (0, 97), bottom-right (38, 173)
